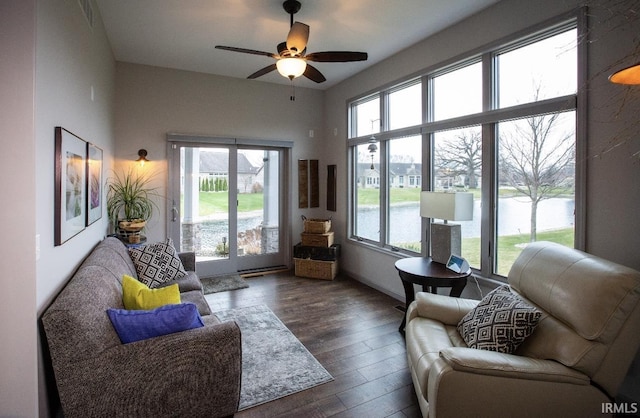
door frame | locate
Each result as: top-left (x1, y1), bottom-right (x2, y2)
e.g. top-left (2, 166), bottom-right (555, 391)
top-left (166, 134), bottom-right (293, 276)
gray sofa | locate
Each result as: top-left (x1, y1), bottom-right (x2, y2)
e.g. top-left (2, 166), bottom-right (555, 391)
top-left (42, 237), bottom-right (242, 418)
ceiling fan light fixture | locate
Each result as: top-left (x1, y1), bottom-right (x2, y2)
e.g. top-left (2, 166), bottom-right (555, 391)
top-left (276, 57), bottom-right (307, 79)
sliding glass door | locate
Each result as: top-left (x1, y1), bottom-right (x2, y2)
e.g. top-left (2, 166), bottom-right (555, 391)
top-left (168, 140), bottom-right (288, 277)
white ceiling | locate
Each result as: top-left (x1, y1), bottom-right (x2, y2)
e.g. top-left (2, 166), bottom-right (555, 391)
top-left (95, 0), bottom-right (500, 89)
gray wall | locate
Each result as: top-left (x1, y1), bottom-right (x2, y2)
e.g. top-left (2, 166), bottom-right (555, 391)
top-left (34, 0), bottom-right (116, 416)
top-left (2, 0), bottom-right (116, 416)
top-left (0, 2), bottom-right (38, 416)
top-left (35, 0), bottom-right (116, 310)
top-left (113, 63), bottom-right (326, 244)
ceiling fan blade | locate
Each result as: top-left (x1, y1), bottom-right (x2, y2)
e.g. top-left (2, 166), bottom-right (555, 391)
top-left (247, 63), bottom-right (277, 79)
top-left (305, 51), bottom-right (368, 62)
top-left (303, 64), bottom-right (326, 83)
top-left (215, 45), bottom-right (278, 59)
top-left (286, 22), bottom-right (309, 56)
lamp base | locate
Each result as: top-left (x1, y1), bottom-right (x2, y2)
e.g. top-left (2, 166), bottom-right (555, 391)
top-left (431, 223), bottom-right (461, 264)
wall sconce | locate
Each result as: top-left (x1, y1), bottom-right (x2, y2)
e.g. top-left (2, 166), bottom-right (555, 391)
top-left (609, 62), bottom-right (640, 85)
top-left (420, 191), bottom-right (474, 264)
top-left (136, 149), bottom-right (149, 166)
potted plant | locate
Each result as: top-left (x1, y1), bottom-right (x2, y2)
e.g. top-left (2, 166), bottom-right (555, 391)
top-left (106, 168), bottom-right (159, 243)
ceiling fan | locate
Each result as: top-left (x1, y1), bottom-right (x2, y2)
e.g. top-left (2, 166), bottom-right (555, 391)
top-left (215, 0), bottom-right (368, 84)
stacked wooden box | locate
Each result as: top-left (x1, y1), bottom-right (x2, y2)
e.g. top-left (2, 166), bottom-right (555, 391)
top-left (294, 218), bottom-right (339, 280)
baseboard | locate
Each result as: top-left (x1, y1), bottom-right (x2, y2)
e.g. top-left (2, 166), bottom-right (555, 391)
top-left (239, 265), bottom-right (290, 278)
top-left (341, 268), bottom-right (405, 302)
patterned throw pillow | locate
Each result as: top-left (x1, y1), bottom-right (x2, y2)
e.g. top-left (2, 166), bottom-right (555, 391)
top-left (128, 238), bottom-right (187, 288)
top-left (457, 285), bottom-right (542, 353)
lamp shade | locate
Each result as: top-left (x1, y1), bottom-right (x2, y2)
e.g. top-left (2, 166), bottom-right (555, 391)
top-left (276, 58), bottom-right (307, 79)
top-left (420, 191), bottom-right (473, 221)
top-left (609, 62), bottom-right (640, 85)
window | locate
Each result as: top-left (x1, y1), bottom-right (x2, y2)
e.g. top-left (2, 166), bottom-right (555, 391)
top-left (433, 126), bottom-right (482, 268)
top-left (354, 142), bottom-right (380, 242)
top-left (389, 82), bottom-right (422, 129)
top-left (433, 62), bottom-right (482, 121)
top-left (496, 111), bottom-right (576, 275)
top-left (348, 16), bottom-right (581, 279)
top-left (352, 96), bottom-right (380, 137)
top-left (496, 29), bottom-right (577, 108)
top-left (351, 84), bottom-right (422, 249)
top-left (388, 135), bottom-right (422, 252)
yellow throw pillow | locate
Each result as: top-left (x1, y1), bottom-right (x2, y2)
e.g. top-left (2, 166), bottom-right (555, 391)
top-left (122, 274), bottom-right (181, 310)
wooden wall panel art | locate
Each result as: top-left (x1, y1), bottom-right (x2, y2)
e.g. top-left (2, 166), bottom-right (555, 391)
top-left (298, 159), bottom-right (309, 208)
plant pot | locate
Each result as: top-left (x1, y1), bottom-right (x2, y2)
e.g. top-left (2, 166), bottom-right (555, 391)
top-left (117, 220), bottom-right (146, 244)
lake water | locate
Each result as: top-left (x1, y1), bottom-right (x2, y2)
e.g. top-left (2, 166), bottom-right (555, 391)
top-left (194, 197), bottom-right (574, 247)
top-left (365, 197), bottom-right (574, 244)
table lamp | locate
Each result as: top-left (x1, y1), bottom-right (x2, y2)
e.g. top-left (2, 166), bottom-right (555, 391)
top-left (420, 191), bottom-right (473, 264)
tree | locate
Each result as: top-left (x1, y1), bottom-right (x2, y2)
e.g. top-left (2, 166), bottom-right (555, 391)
top-left (434, 129), bottom-right (482, 188)
top-left (499, 111), bottom-right (575, 242)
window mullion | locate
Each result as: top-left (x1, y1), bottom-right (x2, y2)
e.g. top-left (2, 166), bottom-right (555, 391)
top-left (481, 52), bottom-right (494, 277)
top-left (380, 91), bottom-right (388, 247)
top-left (380, 139), bottom-right (388, 247)
top-left (482, 123), bottom-right (496, 278)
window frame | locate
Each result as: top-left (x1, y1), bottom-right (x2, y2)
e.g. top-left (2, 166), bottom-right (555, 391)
top-left (347, 9), bottom-right (586, 280)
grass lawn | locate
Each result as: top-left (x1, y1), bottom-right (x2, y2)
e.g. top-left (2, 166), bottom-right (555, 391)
top-left (196, 192), bottom-right (264, 215)
top-left (462, 228), bottom-right (574, 276)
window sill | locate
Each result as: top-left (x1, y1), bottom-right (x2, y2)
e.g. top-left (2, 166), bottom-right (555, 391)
top-left (348, 236), bottom-right (419, 260)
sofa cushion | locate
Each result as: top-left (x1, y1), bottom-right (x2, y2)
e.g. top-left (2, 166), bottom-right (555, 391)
top-left (107, 302), bottom-right (204, 344)
top-left (128, 238), bottom-right (187, 288)
top-left (156, 271), bottom-right (203, 293)
top-left (181, 289), bottom-right (212, 316)
top-left (457, 285), bottom-right (542, 353)
top-left (122, 274), bottom-right (181, 310)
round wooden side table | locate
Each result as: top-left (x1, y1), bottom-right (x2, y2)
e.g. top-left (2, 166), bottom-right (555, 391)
top-left (395, 257), bottom-right (470, 334)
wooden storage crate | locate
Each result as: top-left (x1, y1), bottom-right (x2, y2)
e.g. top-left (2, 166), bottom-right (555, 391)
top-left (294, 258), bottom-right (338, 280)
top-left (303, 218), bottom-right (332, 234)
top-left (301, 232), bottom-right (334, 247)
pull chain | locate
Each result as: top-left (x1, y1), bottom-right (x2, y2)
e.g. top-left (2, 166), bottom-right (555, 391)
top-left (290, 79), bottom-right (296, 101)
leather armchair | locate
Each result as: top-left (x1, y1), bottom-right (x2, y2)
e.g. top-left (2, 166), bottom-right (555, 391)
top-left (405, 241), bottom-right (640, 417)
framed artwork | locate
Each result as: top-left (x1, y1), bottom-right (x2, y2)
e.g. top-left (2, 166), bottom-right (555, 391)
top-left (86, 142), bottom-right (103, 225)
top-left (54, 127), bottom-right (87, 246)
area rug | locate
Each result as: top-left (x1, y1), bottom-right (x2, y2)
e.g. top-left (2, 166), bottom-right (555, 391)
top-left (201, 274), bottom-right (249, 294)
top-left (213, 304), bottom-right (333, 410)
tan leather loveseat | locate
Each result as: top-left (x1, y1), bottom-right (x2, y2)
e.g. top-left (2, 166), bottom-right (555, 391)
top-left (405, 241), bottom-right (640, 417)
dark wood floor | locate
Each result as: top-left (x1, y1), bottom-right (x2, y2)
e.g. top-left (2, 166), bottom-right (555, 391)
top-left (205, 271), bottom-right (422, 418)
